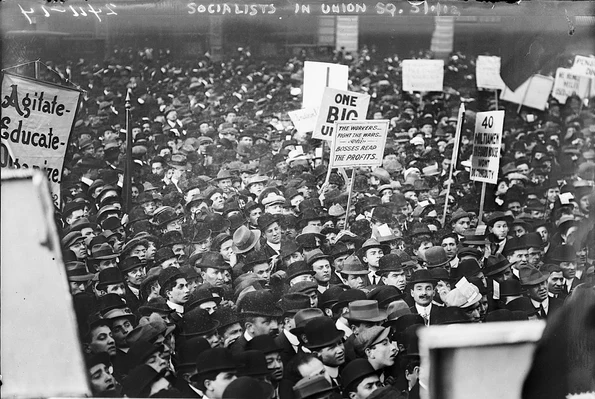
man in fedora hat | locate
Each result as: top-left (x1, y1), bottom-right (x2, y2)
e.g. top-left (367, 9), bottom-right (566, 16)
top-left (230, 290), bottom-right (283, 354)
top-left (120, 256), bottom-right (146, 313)
top-left (408, 270), bottom-right (444, 325)
top-left (198, 251), bottom-right (232, 290)
top-left (88, 243), bottom-right (119, 272)
top-left (302, 316), bottom-right (346, 387)
top-left (96, 268), bottom-right (127, 300)
top-left (520, 268), bottom-right (563, 319)
top-left (546, 244), bottom-right (581, 297)
top-left (246, 335), bottom-right (294, 399)
top-left (275, 293), bottom-right (311, 365)
top-left (213, 307), bottom-right (243, 349)
top-left (192, 348), bottom-right (238, 399)
top-left (85, 352), bottom-right (120, 396)
top-left (358, 239), bottom-right (390, 287)
top-left (341, 358), bottom-right (382, 399)
top-left (343, 300), bottom-right (388, 362)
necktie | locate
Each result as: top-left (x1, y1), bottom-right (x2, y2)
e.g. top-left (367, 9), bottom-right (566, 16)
top-left (372, 275), bottom-right (377, 285)
top-left (421, 312), bottom-right (430, 326)
top-left (539, 304), bottom-right (546, 319)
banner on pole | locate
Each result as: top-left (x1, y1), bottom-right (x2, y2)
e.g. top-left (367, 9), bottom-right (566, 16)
top-left (402, 59), bottom-right (444, 92)
top-left (1, 73), bottom-right (81, 206)
top-left (500, 75), bottom-right (554, 111)
top-left (470, 110), bottom-right (504, 184)
top-left (476, 56), bottom-right (506, 91)
top-left (288, 108), bottom-right (318, 134)
top-left (302, 61), bottom-right (348, 110)
top-left (313, 88), bottom-right (370, 141)
top-left (330, 120), bottom-right (389, 168)
top-left (552, 68), bottom-right (592, 104)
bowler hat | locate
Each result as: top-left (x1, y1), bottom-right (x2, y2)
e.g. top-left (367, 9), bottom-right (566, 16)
top-left (154, 247), bottom-right (177, 266)
top-left (503, 237), bottom-right (529, 255)
top-left (287, 261), bottom-right (315, 281)
top-left (546, 245), bottom-right (577, 263)
top-left (293, 375), bottom-right (338, 399)
top-left (203, 213), bottom-right (231, 235)
top-left (138, 297), bottom-right (175, 318)
top-left (176, 337), bottom-right (211, 369)
top-left (119, 256), bottom-right (144, 274)
top-left (180, 308), bottom-right (220, 337)
top-left (236, 350), bottom-right (271, 377)
top-left (212, 307), bottom-right (242, 330)
top-left (98, 293), bottom-right (127, 314)
top-left (408, 269), bottom-right (436, 286)
top-left (239, 290), bottom-right (283, 317)
top-left (232, 226), bottom-right (261, 254)
top-left (341, 359), bottom-right (378, 391)
top-left (506, 297), bottom-right (538, 316)
top-left (222, 376), bottom-right (274, 399)
top-left (344, 300), bottom-right (387, 323)
top-left (376, 254), bottom-right (404, 276)
top-left (280, 293), bottom-right (311, 314)
top-left (433, 307), bottom-right (473, 325)
top-left (289, 281), bottom-right (319, 295)
top-left (246, 334), bottom-right (281, 354)
top-left (153, 206), bottom-right (183, 227)
top-left (367, 286), bottom-right (403, 309)
top-left (122, 364), bottom-right (163, 398)
top-left (242, 249), bottom-right (270, 272)
top-left (319, 285), bottom-right (345, 310)
top-left (185, 287), bottom-right (222, 312)
top-left (280, 239), bottom-right (303, 259)
top-left (97, 268), bottom-right (124, 290)
top-left (158, 267), bottom-right (185, 296)
top-left (520, 267), bottom-right (549, 286)
top-left (429, 267), bottom-right (450, 282)
top-left (331, 289), bottom-right (367, 313)
top-left (160, 230), bottom-right (185, 247)
top-left (193, 348), bottom-right (237, 379)
top-left (451, 259), bottom-right (482, 280)
top-left (289, 308), bottom-right (325, 336)
top-left (128, 341), bottom-right (165, 368)
top-left (303, 316), bottom-right (345, 350)
top-left (197, 251), bottom-right (231, 270)
top-left (424, 246), bottom-right (449, 268)
top-left (500, 279), bottom-right (522, 297)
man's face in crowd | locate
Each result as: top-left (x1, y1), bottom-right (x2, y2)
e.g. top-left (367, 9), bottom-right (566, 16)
top-left (152, 162), bottom-right (165, 176)
top-left (345, 274), bottom-right (365, 289)
top-left (220, 323), bottom-right (243, 348)
top-left (205, 371), bottom-right (237, 399)
top-left (536, 226), bottom-right (549, 243)
top-left (167, 278), bottom-right (191, 304)
top-left (67, 209), bottom-right (85, 226)
top-left (70, 281), bottom-right (87, 295)
top-left (248, 182), bottom-right (265, 196)
top-left (105, 283), bottom-right (126, 298)
top-left (318, 341), bottom-right (345, 367)
top-left (312, 259), bottom-right (331, 284)
top-left (367, 338), bottom-right (398, 367)
top-left (526, 247), bottom-right (542, 268)
top-left (507, 201), bottom-right (522, 216)
top-left (103, 129), bottom-right (118, 142)
top-left (210, 192), bottom-right (225, 211)
top-left (111, 317), bottom-right (134, 348)
top-left (265, 352), bottom-right (284, 382)
top-left (130, 245), bottom-right (147, 262)
top-left (382, 270), bottom-right (407, 291)
top-left (264, 222), bottom-right (282, 244)
top-left (89, 363), bottom-right (116, 395)
top-left (70, 239), bottom-right (88, 259)
top-left (526, 281), bottom-right (548, 302)
top-left (352, 375), bottom-right (382, 399)
top-left (202, 267), bottom-right (225, 288)
top-left (546, 187), bottom-right (560, 203)
top-left (452, 217), bottom-right (470, 235)
top-left (297, 357), bottom-right (328, 380)
top-left (363, 248), bottom-right (384, 268)
top-left (559, 261), bottom-right (576, 279)
top-left (411, 282), bottom-right (434, 307)
top-left (142, 200), bottom-right (156, 215)
top-left (490, 221), bottom-right (509, 240)
top-left (88, 325), bottom-right (116, 356)
top-left (507, 249), bottom-right (528, 269)
top-left (547, 271), bottom-right (565, 295)
top-left (165, 218), bottom-right (183, 233)
top-left (441, 237), bottom-right (457, 260)
top-left (512, 224), bottom-right (527, 237)
top-left (126, 266), bottom-right (146, 286)
top-left (251, 262), bottom-right (271, 284)
top-left (250, 317), bottom-right (278, 337)
top-left (248, 208), bottom-right (262, 226)
top-left (172, 244), bottom-right (186, 258)
top-left (218, 178), bottom-right (233, 192)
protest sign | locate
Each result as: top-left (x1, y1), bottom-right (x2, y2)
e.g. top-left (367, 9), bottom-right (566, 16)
top-left (1, 73), bottom-right (81, 206)
top-left (288, 108), bottom-right (318, 134)
top-left (471, 110), bottom-right (504, 184)
top-left (330, 120), bottom-right (389, 168)
top-left (552, 68), bottom-right (592, 104)
top-left (500, 75), bottom-right (554, 111)
top-left (313, 88), bottom-right (370, 141)
top-left (476, 56), bottom-right (506, 91)
top-left (402, 59), bottom-right (444, 92)
top-left (302, 61), bottom-right (348, 110)
top-left (571, 55), bottom-right (595, 96)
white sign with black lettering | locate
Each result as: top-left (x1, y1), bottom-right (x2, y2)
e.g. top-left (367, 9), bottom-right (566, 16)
top-left (476, 56), bottom-right (506, 91)
top-left (552, 68), bottom-right (592, 104)
top-left (288, 108), bottom-right (318, 134)
top-left (402, 59), bottom-right (444, 92)
top-left (313, 88), bottom-right (370, 141)
top-left (330, 120), bottom-right (389, 168)
top-left (471, 111), bottom-right (504, 184)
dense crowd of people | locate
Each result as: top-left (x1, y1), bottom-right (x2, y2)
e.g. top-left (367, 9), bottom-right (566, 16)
top-left (47, 46), bottom-right (595, 398)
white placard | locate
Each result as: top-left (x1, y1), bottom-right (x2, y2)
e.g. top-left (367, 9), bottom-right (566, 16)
top-left (571, 55), bottom-right (595, 96)
top-left (313, 88), bottom-right (370, 141)
top-left (500, 75), bottom-right (554, 111)
top-left (402, 59), bottom-right (444, 92)
top-left (471, 111), bottom-right (505, 184)
top-left (476, 56), bottom-right (506, 91)
top-left (552, 68), bottom-right (592, 104)
top-left (288, 108), bottom-right (318, 134)
top-left (330, 120), bottom-right (389, 168)
top-left (302, 61), bottom-right (349, 110)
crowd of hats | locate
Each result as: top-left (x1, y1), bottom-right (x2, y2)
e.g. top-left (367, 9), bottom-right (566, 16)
top-left (45, 46), bottom-right (595, 398)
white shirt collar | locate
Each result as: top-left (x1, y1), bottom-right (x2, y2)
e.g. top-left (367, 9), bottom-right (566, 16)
top-left (335, 318), bottom-right (352, 337)
top-left (531, 297), bottom-right (549, 314)
top-left (244, 330), bottom-right (254, 342)
top-left (268, 242), bottom-right (281, 251)
top-left (415, 303), bottom-right (432, 316)
top-left (167, 300), bottom-right (184, 314)
top-left (565, 278), bottom-right (574, 292)
top-left (284, 329), bottom-right (300, 347)
top-left (325, 365), bottom-right (339, 378)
